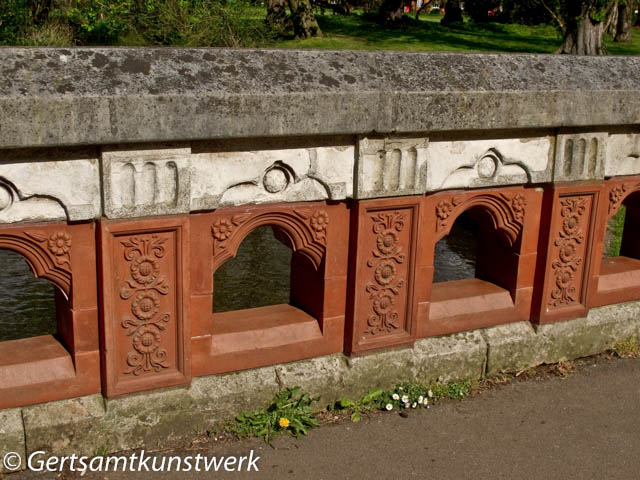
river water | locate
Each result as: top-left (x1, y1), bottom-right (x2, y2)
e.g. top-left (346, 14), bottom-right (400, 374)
top-left (0, 221), bottom-right (478, 341)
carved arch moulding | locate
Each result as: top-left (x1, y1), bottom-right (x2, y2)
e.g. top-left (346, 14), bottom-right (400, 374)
top-left (431, 191), bottom-right (528, 246)
top-left (0, 229), bottom-right (72, 298)
top-left (210, 207), bottom-right (329, 271)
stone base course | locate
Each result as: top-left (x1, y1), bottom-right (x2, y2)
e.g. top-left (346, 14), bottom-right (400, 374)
top-left (2, 301), bottom-right (639, 472)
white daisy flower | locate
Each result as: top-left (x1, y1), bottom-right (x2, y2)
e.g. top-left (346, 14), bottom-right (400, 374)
top-left (385, 403), bottom-right (393, 411)
top-left (398, 387), bottom-right (403, 391)
top-left (428, 390), bottom-right (434, 398)
top-left (401, 395), bottom-right (409, 403)
top-left (392, 393), bottom-right (400, 401)
top-left (417, 395), bottom-right (424, 404)
top-left (412, 402), bottom-right (417, 408)
top-left (404, 403), bottom-right (410, 409)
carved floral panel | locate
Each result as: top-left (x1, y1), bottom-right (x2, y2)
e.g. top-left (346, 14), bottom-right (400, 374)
top-left (547, 194), bottom-right (594, 310)
top-left (110, 230), bottom-right (181, 385)
top-left (356, 205), bottom-right (416, 343)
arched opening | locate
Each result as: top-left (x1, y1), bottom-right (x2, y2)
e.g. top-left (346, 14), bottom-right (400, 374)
top-left (213, 226), bottom-right (292, 313)
top-left (433, 211), bottom-right (477, 283)
top-left (598, 190), bottom-right (640, 302)
top-left (0, 249), bottom-right (57, 341)
top-left (210, 224), bottom-right (325, 357)
top-left (430, 207), bottom-right (518, 321)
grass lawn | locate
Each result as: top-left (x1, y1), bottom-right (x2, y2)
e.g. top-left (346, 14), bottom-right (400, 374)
top-left (272, 10), bottom-right (640, 55)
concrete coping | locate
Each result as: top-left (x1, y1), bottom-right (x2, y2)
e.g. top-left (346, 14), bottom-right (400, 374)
top-left (1, 48), bottom-right (640, 149)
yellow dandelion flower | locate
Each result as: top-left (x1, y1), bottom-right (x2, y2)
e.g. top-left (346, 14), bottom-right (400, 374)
top-left (279, 417), bottom-right (290, 428)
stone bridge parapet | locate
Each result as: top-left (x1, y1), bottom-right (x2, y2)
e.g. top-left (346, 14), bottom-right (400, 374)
top-left (1, 49), bottom-right (640, 455)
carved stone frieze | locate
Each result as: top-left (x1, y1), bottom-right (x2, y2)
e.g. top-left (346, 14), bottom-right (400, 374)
top-left (553, 132), bottom-right (607, 182)
top-left (426, 137), bottom-right (553, 191)
top-left (102, 146), bottom-right (191, 219)
top-left (356, 137), bottom-right (429, 199)
top-left (606, 133), bottom-right (640, 178)
top-left (191, 146), bottom-right (353, 210)
top-left (0, 155), bottom-right (100, 223)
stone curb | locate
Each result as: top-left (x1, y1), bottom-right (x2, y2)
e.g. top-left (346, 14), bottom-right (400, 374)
top-left (2, 301), bottom-right (640, 472)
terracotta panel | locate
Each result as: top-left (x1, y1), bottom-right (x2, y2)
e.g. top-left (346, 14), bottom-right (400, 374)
top-left (0, 221), bottom-right (100, 409)
top-left (100, 216), bottom-right (190, 397)
top-left (346, 197), bottom-right (420, 353)
top-left (191, 201), bottom-right (347, 376)
top-left (419, 186), bottom-right (541, 337)
top-left (533, 183), bottom-right (602, 324)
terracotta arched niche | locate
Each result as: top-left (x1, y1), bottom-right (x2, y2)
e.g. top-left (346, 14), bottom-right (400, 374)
top-left (593, 177), bottom-right (640, 307)
top-left (419, 187), bottom-right (541, 338)
top-left (0, 231), bottom-right (72, 299)
top-left (211, 209), bottom-right (328, 272)
top-left (191, 202), bottom-right (348, 377)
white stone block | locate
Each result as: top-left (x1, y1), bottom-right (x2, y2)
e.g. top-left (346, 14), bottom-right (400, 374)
top-left (425, 136), bottom-right (553, 191)
top-left (0, 156), bottom-right (100, 223)
top-left (190, 145), bottom-right (353, 210)
top-left (102, 146), bottom-right (191, 218)
top-left (356, 137), bottom-right (429, 198)
top-left (606, 133), bottom-right (640, 177)
top-left (553, 132), bottom-right (607, 181)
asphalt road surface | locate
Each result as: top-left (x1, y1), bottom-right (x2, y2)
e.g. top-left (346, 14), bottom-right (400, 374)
top-left (8, 356), bottom-right (640, 480)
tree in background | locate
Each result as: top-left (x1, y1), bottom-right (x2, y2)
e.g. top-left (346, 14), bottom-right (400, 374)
top-left (614, 0), bottom-right (634, 42)
top-left (265, 0), bottom-right (321, 37)
top-left (441, 0), bottom-right (463, 25)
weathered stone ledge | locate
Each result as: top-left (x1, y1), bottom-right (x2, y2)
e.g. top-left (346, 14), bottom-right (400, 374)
top-left (2, 48), bottom-right (640, 149)
top-left (2, 301), bottom-right (639, 472)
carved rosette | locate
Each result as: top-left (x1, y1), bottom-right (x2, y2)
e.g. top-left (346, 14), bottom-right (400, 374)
top-left (435, 197), bottom-right (462, 232)
top-left (608, 184), bottom-right (629, 216)
top-left (119, 235), bottom-right (171, 375)
top-left (364, 211), bottom-right (407, 336)
top-left (549, 198), bottom-right (586, 307)
top-left (25, 231), bottom-right (72, 267)
top-left (509, 193), bottom-right (527, 223)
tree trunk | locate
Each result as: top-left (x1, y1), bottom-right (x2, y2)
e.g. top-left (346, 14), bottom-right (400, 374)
top-left (605, 1), bottom-right (618, 36)
top-left (267, 0), bottom-right (290, 34)
top-left (379, 0), bottom-right (406, 25)
top-left (557, 3), bottom-right (606, 55)
top-left (441, 0), bottom-right (463, 25)
top-left (288, 0), bottom-right (322, 38)
top-left (615, 0), bottom-right (633, 42)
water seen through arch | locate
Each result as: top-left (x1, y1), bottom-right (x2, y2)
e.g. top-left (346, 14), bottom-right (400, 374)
top-left (0, 249), bottom-right (57, 341)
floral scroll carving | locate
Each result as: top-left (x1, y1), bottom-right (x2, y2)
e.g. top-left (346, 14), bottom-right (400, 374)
top-left (364, 211), bottom-right (407, 336)
top-left (119, 235), bottom-right (171, 375)
top-left (549, 198), bottom-right (586, 307)
top-left (608, 184), bottom-right (629, 216)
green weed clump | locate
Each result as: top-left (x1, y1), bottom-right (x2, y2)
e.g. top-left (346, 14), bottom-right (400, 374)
top-left (332, 379), bottom-right (472, 422)
top-left (227, 387), bottom-right (319, 443)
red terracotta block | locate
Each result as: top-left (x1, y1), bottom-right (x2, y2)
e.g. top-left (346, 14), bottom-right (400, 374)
top-left (190, 201), bottom-right (348, 377)
top-left (590, 175), bottom-right (640, 307)
top-left (0, 221), bottom-right (100, 409)
top-left (532, 182), bottom-right (603, 324)
top-left (99, 216), bottom-right (191, 397)
top-left (419, 186), bottom-right (541, 338)
top-left (345, 197), bottom-right (421, 354)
